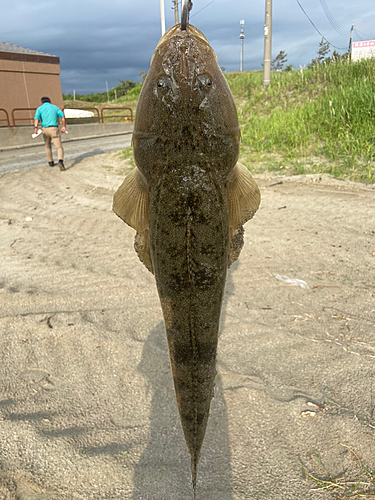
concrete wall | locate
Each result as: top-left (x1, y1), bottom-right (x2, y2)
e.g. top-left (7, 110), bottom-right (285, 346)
top-left (0, 122), bottom-right (134, 151)
top-left (0, 58), bottom-right (63, 126)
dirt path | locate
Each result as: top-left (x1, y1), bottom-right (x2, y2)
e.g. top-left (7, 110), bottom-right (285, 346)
top-left (0, 154), bottom-right (374, 499)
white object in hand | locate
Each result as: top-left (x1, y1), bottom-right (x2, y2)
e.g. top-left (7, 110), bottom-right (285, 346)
top-left (31, 129), bottom-right (42, 139)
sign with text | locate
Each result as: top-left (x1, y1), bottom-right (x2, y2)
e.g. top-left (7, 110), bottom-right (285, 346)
top-left (352, 40), bottom-right (375, 61)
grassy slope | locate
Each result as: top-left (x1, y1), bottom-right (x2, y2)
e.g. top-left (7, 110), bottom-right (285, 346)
top-left (69, 61), bottom-right (375, 183)
top-left (63, 85), bottom-right (142, 122)
top-left (226, 59), bottom-right (375, 183)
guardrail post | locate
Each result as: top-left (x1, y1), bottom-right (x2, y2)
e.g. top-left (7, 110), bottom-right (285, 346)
top-left (11, 108), bottom-right (37, 127)
top-left (0, 109), bottom-right (11, 128)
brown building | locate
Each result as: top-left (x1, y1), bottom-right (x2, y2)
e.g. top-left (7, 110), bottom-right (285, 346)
top-left (0, 42), bottom-right (63, 127)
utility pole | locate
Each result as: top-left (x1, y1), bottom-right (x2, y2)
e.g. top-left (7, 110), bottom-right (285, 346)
top-left (174, 0), bottom-right (179, 25)
top-left (239, 20), bottom-right (245, 72)
top-left (348, 22), bottom-right (354, 62)
top-left (106, 81), bottom-right (109, 103)
top-left (263, 0), bottom-right (272, 88)
top-left (160, 0), bottom-right (166, 35)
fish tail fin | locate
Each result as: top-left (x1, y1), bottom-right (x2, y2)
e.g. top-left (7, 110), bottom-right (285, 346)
top-left (191, 456), bottom-right (198, 498)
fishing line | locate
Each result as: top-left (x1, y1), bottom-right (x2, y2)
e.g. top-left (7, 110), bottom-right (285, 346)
top-left (190, 0), bottom-right (216, 18)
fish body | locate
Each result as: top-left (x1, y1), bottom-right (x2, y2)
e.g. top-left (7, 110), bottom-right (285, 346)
top-left (113, 23), bottom-right (260, 493)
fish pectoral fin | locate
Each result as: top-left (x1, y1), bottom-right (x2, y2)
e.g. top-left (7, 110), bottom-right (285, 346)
top-left (226, 162), bottom-right (261, 267)
top-left (227, 162), bottom-right (261, 226)
top-left (113, 167), bottom-right (150, 232)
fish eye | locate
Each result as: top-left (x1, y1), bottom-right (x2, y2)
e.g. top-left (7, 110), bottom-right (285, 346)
top-left (156, 76), bottom-right (171, 90)
top-left (196, 75), bottom-right (213, 91)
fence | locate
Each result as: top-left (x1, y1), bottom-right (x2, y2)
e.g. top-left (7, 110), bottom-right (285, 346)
top-left (101, 107), bottom-right (133, 123)
top-left (12, 108), bottom-right (37, 127)
top-left (6, 106), bottom-right (133, 127)
top-left (0, 109), bottom-right (11, 128)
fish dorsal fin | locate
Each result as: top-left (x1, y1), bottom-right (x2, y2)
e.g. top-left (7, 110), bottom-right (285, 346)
top-left (113, 168), bottom-right (154, 274)
top-left (226, 163), bottom-right (261, 267)
top-left (113, 167), bottom-right (149, 232)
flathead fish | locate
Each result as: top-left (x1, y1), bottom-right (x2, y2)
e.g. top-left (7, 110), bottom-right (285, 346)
top-left (113, 22), bottom-right (260, 496)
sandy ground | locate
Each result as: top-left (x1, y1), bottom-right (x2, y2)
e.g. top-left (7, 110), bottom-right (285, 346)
top-left (0, 153), bottom-right (375, 500)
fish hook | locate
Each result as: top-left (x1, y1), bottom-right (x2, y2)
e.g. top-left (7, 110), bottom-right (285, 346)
top-left (181, 0), bottom-right (193, 30)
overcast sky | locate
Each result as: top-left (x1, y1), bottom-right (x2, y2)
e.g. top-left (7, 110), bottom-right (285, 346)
top-left (2, 0), bottom-right (375, 95)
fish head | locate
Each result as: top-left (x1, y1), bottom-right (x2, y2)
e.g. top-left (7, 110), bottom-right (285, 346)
top-left (133, 24), bottom-right (240, 184)
top-left (150, 25), bottom-right (228, 112)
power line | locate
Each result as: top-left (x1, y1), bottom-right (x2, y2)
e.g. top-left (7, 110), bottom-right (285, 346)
top-left (354, 30), bottom-right (365, 42)
top-left (295, 0), bottom-right (347, 50)
top-left (354, 28), bottom-right (375, 40)
top-left (318, 0), bottom-right (347, 36)
top-left (319, 0), bottom-right (346, 35)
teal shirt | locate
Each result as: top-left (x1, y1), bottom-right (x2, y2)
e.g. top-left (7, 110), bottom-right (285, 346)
top-left (34, 102), bottom-right (64, 127)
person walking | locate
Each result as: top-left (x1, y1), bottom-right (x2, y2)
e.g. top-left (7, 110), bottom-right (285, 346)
top-left (33, 97), bottom-right (67, 171)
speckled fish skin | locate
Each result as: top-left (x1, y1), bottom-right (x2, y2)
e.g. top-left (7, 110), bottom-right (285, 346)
top-left (113, 23), bottom-right (260, 495)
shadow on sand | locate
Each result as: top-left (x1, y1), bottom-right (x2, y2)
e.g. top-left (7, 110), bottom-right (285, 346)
top-left (66, 148), bottom-right (107, 170)
top-left (132, 262), bottom-right (240, 500)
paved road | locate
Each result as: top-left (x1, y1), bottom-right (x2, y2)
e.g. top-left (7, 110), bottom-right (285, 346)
top-left (0, 134), bottom-right (132, 174)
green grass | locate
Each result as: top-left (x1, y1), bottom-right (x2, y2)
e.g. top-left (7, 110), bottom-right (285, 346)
top-left (116, 84), bottom-right (142, 102)
top-left (226, 58), bottom-right (375, 183)
top-left (79, 59), bottom-right (375, 184)
top-left (303, 445), bottom-right (375, 498)
top-left (116, 147), bottom-right (136, 168)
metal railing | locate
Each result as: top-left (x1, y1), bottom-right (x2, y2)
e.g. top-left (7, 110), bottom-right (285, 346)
top-left (9, 106), bottom-right (133, 126)
top-left (12, 108), bottom-right (37, 126)
top-left (101, 107), bottom-right (133, 123)
top-left (0, 109), bottom-right (11, 128)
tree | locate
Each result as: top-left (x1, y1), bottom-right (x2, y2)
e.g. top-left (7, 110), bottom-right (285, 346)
top-left (330, 50), bottom-right (348, 63)
top-left (271, 50), bottom-right (288, 71)
top-left (310, 38), bottom-right (331, 66)
top-left (118, 80), bottom-right (137, 92)
top-left (317, 38), bottom-right (330, 62)
top-left (331, 50), bottom-right (341, 62)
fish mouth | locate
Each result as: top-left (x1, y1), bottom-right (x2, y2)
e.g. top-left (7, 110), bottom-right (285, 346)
top-left (155, 24), bottom-right (211, 51)
top-left (152, 23), bottom-right (214, 80)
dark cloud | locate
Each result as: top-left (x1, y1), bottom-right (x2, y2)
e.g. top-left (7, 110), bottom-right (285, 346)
top-left (1, 0), bottom-right (374, 94)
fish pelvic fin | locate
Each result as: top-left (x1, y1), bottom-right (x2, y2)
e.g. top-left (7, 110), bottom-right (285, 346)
top-left (113, 168), bottom-right (153, 273)
top-left (135, 229), bottom-right (154, 274)
top-left (226, 162), bottom-right (261, 267)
